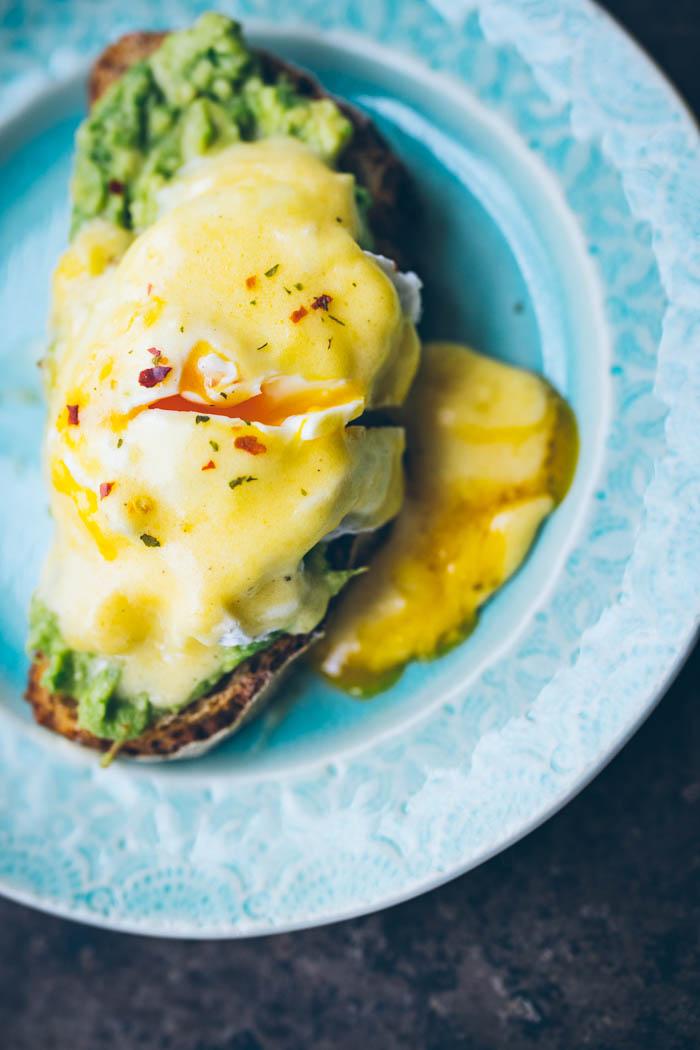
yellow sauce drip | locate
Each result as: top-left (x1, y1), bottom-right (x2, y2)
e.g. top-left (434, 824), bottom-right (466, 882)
top-left (313, 342), bottom-right (579, 694)
top-left (51, 460), bottom-right (122, 562)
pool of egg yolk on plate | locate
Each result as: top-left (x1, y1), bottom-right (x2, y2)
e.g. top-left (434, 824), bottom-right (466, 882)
top-left (314, 341), bottom-right (578, 694)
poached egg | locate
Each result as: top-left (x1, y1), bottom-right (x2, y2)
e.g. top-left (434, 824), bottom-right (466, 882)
top-left (40, 138), bottom-right (421, 708)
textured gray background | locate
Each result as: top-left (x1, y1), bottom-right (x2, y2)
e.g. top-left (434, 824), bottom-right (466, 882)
top-left (1, 2), bottom-right (698, 1048)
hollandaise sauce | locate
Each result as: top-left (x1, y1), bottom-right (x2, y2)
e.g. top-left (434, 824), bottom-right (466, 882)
top-left (314, 342), bottom-right (578, 694)
top-left (38, 138), bottom-right (420, 721)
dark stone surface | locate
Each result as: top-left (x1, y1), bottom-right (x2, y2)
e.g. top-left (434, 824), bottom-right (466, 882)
top-left (0, 3), bottom-right (698, 1049)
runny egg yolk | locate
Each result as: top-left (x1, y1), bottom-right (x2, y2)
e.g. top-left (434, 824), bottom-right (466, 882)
top-left (50, 459), bottom-right (122, 563)
top-left (313, 342), bottom-right (579, 694)
top-left (148, 339), bottom-right (363, 425)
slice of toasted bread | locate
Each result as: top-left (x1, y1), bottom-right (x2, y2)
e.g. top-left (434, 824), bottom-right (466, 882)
top-left (26, 29), bottom-right (412, 760)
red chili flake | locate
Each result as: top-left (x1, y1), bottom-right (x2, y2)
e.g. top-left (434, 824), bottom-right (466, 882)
top-left (138, 365), bottom-right (171, 388)
top-left (201, 460), bottom-right (216, 471)
top-left (311, 294), bottom-right (333, 311)
top-left (245, 275), bottom-right (257, 290)
top-left (99, 482), bottom-right (115, 500)
top-left (146, 346), bottom-right (160, 356)
top-left (290, 306), bottom-right (308, 324)
top-left (235, 435), bottom-right (267, 455)
top-left (66, 404), bottom-right (79, 426)
top-left (147, 283), bottom-right (153, 296)
top-left (108, 179), bottom-right (124, 195)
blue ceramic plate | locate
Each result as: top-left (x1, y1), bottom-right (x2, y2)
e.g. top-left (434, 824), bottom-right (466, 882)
top-left (0, 0), bottom-right (698, 936)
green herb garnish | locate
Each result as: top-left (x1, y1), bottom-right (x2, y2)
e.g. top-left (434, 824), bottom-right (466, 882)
top-left (195, 415), bottom-right (210, 424)
top-left (140, 533), bottom-right (161, 547)
top-left (229, 475), bottom-right (257, 489)
top-left (264, 264), bottom-right (280, 277)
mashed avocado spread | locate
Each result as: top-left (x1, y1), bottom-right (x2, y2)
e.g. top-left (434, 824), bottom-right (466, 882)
top-left (30, 552), bottom-right (359, 742)
top-left (71, 12), bottom-right (353, 235)
top-left (29, 599), bottom-right (272, 742)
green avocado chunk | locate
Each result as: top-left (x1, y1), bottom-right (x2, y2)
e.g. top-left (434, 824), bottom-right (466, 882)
top-left (27, 538), bottom-right (356, 740)
top-left (71, 12), bottom-right (354, 235)
top-left (28, 598), bottom-right (149, 741)
top-left (28, 598), bottom-right (271, 743)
